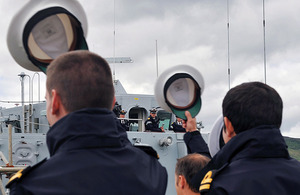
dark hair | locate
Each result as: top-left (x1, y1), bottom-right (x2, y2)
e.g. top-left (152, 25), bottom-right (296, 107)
top-left (46, 50), bottom-right (114, 112)
top-left (222, 82), bottom-right (283, 134)
top-left (175, 153), bottom-right (210, 193)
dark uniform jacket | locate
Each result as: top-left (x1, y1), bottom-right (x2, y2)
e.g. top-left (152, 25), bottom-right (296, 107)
top-left (184, 131), bottom-right (211, 158)
top-left (7, 108), bottom-right (168, 195)
top-left (192, 125), bottom-right (300, 195)
top-left (144, 116), bottom-right (163, 132)
top-left (119, 118), bottom-right (129, 131)
top-left (170, 121), bottom-right (186, 132)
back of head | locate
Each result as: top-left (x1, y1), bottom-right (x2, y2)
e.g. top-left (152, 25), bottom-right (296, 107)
top-left (175, 153), bottom-right (210, 193)
top-left (46, 50), bottom-right (114, 112)
top-left (222, 82), bottom-right (283, 134)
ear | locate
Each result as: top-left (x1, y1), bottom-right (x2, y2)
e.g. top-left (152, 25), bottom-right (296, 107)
top-left (111, 96), bottom-right (116, 110)
top-left (51, 89), bottom-right (61, 115)
top-left (178, 175), bottom-right (186, 189)
top-left (223, 117), bottom-right (236, 140)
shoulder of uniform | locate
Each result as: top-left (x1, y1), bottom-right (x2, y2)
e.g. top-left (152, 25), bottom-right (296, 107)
top-left (145, 120), bottom-right (152, 125)
top-left (199, 169), bottom-right (218, 194)
top-left (198, 164), bottom-right (228, 194)
top-left (134, 145), bottom-right (160, 159)
top-left (6, 158), bottom-right (47, 188)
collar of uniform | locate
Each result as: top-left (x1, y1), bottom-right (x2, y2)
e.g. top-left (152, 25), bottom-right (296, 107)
top-left (46, 108), bottom-right (123, 156)
top-left (191, 125), bottom-right (289, 191)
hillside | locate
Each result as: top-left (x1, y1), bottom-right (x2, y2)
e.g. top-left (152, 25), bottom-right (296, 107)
top-left (284, 137), bottom-right (300, 161)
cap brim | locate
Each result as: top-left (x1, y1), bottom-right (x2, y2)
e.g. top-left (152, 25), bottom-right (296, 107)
top-left (170, 97), bottom-right (201, 120)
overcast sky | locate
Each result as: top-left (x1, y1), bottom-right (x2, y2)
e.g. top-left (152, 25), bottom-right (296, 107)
top-left (0, 0), bottom-right (299, 138)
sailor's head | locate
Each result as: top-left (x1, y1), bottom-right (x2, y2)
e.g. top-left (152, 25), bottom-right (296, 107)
top-left (222, 82), bottom-right (282, 143)
top-left (175, 153), bottom-right (210, 194)
top-left (150, 108), bottom-right (157, 117)
top-left (120, 110), bottom-right (127, 118)
top-left (176, 116), bottom-right (182, 122)
top-left (46, 50), bottom-right (114, 125)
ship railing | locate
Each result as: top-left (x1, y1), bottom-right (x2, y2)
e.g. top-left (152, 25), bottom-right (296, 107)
top-left (0, 124), bottom-right (27, 194)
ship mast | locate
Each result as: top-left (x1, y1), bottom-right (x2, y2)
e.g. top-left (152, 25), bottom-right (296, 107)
top-left (263, 0), bottom-right (267, 84)
top-left (110, 0), bottom-right (133, 83)
top-left (156, 40), bottom-right (159, 78)
top-left (227, 0), bottom-right (231, 89)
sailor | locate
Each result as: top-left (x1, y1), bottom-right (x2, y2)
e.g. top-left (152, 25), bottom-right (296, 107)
top-left (112, 101), bottom-right (122, 117)
top-left (119, 110), bottom-right (129, 131)
top-left (175, 153), bottom-right (210, 195)
top-left (144, 108), bottom-right (165, 132)
top-left (186, 82), bottom-right (300, 195)
top-left (170, 116), bottom-right (186, 133)
top-left (6, 51), bottom-right (168, 195)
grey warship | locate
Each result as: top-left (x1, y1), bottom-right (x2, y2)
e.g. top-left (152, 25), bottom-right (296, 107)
top-left (0, 1), bottom-right (208, 194)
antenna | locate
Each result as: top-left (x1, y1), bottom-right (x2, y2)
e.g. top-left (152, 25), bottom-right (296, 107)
top-left (108, 0), bottom-right (133, 82)
top-left (156, 40), bottom-right (159, 78)
top-left (113, 0), bottom-right (116, 81)
top-left (263, 0), bottom-right (267, 84)
top-left (227, 0), bottom-right (231, 89)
